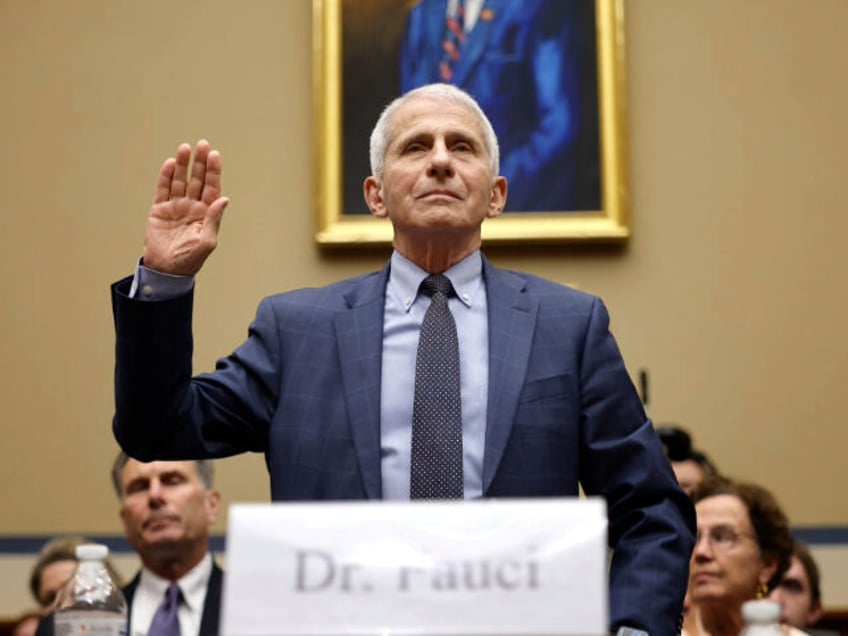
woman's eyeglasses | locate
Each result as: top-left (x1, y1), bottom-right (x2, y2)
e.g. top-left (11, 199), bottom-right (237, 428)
top-left (695, 525), bottom-right (756, 550)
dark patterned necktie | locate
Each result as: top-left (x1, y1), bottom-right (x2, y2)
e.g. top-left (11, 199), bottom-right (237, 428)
top-left (439, 0), bottom-right (466, 81)
top-left (148, 583), bottom-right (181, 636)
top-left (410, 274), bottom-right (463, 499)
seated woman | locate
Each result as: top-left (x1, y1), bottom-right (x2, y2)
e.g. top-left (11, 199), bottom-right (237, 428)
top-left (29, 536), bottom-right (122, 613)
top-left (683, 477), bottom-right (805, 635)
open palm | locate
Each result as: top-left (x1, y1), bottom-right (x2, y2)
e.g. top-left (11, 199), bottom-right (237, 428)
top-left (143, 140), bottom-right (229, 276)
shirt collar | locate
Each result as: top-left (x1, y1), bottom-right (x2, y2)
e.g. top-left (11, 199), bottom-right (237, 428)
top-left (388, 249), bottom-right (483, 312)
top-left (139, 552), bottom-right (213, 613)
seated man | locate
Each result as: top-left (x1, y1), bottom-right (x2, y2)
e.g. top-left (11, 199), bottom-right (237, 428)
top-left (769, 539), bottom-right (837, 635)
top-left (38, 452), bottom-right (223, 636)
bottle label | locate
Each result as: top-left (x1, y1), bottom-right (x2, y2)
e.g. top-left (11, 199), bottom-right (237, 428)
top-left (55, 611), bottom-right (127, 636)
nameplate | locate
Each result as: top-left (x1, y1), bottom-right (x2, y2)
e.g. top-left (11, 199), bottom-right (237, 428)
top-left (221, 498), bottom-right (608, 636)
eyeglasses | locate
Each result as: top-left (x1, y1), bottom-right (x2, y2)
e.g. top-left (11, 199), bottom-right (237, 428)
top-left (775, 577), bottom-right (808, 596)
top-left (695, 525), bottom-right (757, 550)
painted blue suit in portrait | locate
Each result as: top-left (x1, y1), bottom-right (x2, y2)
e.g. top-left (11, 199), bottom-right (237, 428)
top-left (400, 0), bottom-right (591, 211)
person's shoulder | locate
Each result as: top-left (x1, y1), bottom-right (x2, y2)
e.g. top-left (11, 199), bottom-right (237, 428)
top-left (263, 269), bottom-right (386, 307)
top-left (489, 264), bottom-right (599, 305)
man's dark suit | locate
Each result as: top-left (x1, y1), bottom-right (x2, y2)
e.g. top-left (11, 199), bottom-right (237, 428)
top-left (112, 256), bottom-right (694, 635)
top-left (35, 562), bottom-right (223, 636)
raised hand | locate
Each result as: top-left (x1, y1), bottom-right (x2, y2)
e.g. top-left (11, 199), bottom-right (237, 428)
top-left (143, 140), bottom-right (229, 276)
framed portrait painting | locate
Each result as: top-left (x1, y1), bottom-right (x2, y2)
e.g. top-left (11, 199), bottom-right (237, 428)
top-left (313, 0), bottom-right (629, 246)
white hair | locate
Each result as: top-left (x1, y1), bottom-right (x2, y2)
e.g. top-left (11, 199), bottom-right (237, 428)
top-left (368, 83), bottom-right (500, 178)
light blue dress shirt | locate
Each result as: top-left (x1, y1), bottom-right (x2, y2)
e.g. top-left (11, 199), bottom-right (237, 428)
top-left (380, 250), bottom-right (488, 500)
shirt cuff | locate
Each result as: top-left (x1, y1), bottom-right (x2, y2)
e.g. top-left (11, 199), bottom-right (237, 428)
top-left (129, 259), bottom-right (195, 300)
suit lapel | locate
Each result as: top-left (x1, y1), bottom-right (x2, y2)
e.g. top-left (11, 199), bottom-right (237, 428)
top-left (198, 562), bottom-right (223, 636)
top-left (452, 0), bottom-right (506, 86)
top-left (330, 259), bottom-right (537, 497)
top-left (121, 572), bottom-right (140, 606)
top-left (481, 258), bottom-right (538, 492)
top-left (335, 264), bottom-right (390, 499)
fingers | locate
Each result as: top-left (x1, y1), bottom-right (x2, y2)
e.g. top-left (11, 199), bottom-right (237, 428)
top-left (170, 143), bottom-right (192, 198)
top-left (152, 140), bottom-right (221, 204)
top-left (200, 150), bottom-right (222, 205)
top-left (153, 157), bottom-right (176, 204)
top-left (205, 196), bottom-right (230, 238)
top-left (186, 140), bottom-right (210, 200)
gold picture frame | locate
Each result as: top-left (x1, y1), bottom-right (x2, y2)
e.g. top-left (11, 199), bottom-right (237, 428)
top-left (313, 0), bottom-right (629, 246)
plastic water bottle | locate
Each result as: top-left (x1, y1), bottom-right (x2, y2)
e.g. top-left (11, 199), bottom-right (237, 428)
top-left (54, 544), bottom-right (127, 636)
top-left (739, 599), bottom-right (782, 635)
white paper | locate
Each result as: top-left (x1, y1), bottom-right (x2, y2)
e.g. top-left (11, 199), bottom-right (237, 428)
top-left (221, 498), bottom-right (608, 636)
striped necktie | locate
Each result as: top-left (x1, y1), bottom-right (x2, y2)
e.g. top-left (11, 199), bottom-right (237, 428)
top-left (439, 0), bottom-right (466, 81)
top-left (148, 583), bottom-right (181, 636)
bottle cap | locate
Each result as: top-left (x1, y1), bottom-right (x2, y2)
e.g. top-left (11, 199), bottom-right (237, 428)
top-left (75, 544), bottom-right (109, 561)
top-left (742, 599), bottom-right (781, 623)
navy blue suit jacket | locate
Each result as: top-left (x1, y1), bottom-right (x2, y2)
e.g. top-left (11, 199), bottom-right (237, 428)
top-left (400, 0), bottom-right (589, 211)
top-left (112, 256), bottom-right (694, 634)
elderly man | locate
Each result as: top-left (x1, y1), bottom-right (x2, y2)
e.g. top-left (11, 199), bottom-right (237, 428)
top-left (112, 83), bottom-right (694, 634)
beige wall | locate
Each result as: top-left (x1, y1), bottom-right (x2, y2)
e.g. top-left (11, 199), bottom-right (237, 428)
top-left (1, 0), bottom-right (847, 615)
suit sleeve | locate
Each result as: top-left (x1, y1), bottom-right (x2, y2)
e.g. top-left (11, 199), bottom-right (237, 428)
top-left (34, 614), bottom-right (52, 636)
top-left (497, 2), bottom-right (579, 203)
top-left (111, 276), bottom-right (278, 460)
top-left (577, 298), bottom-right (696, 635)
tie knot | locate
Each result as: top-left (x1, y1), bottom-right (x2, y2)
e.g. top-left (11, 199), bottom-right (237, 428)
top-left (421, 274), bottom-right (455, 299)
top-left (165, 583), bottom-right (182, 605)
